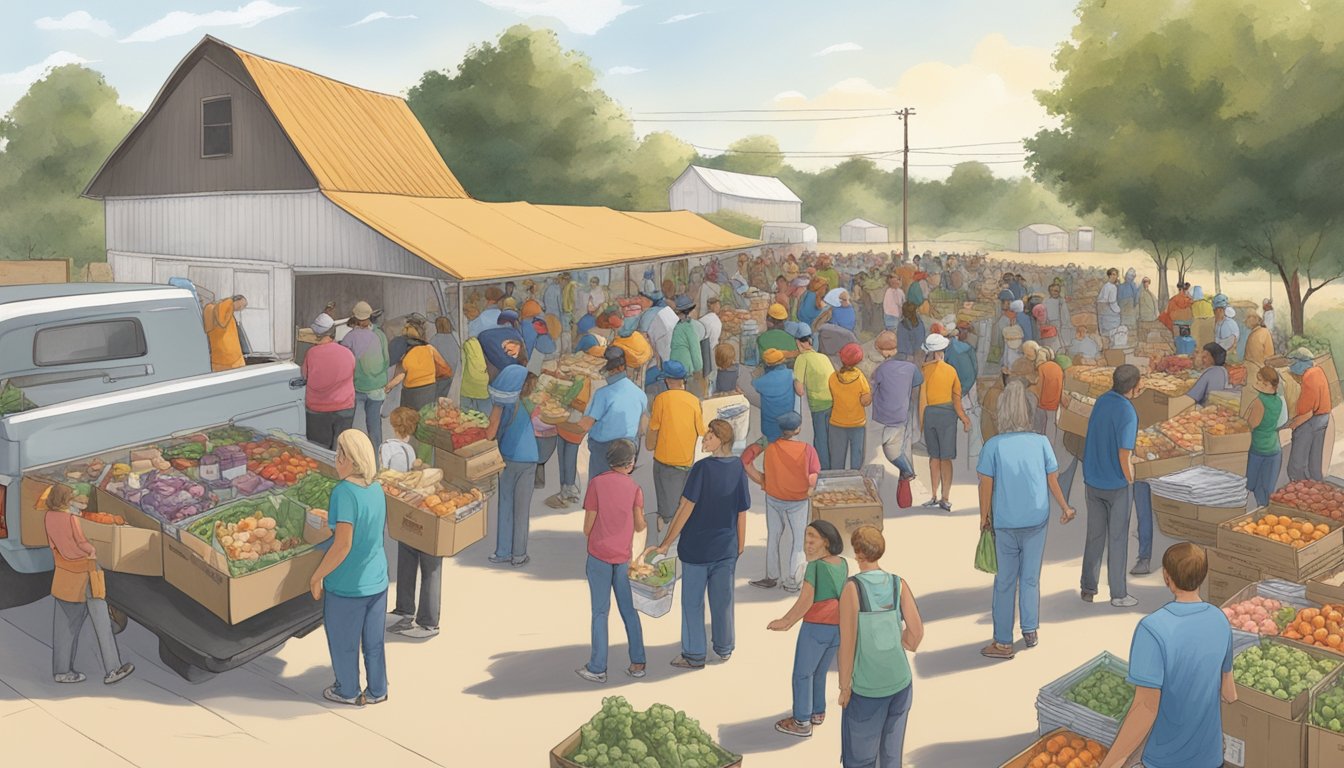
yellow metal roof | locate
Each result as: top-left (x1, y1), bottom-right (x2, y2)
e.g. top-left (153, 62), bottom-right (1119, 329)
top-left (324, 192), bottom-right (758, 281)
top-left (232, 48), bottom-right (468, 198)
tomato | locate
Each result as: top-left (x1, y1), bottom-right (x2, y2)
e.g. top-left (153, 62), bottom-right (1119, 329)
top-left (283, 472), bottom-right (296, 484)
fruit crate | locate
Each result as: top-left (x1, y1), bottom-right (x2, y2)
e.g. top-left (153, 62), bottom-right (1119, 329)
top-left (548, 729), bottom-right (741, 768)
top-left (998, 728), bottom-right (1133, 768)
top-left (1232, 637), bottom-right (1344, 721)
top-left (1035, 652), bottom-right (1132, 747)
top-left (1216, 509), bottom-right (1344, 583)
top-left (1221, 579), bottom-right (1321, 645)
top-left (1308, 666), bottom-right (1344, 766)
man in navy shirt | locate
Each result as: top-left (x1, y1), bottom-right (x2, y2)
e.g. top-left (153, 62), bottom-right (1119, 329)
top-left (478, 311), bottom-right (527, 380)
top-left (1081, 364), bottom-right (1141, 607)
top-left (1101, 543), bottom-right (1236, 768)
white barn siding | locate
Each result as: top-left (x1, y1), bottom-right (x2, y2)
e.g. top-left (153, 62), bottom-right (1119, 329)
top-left (669, 173), bottom-right (717, 215)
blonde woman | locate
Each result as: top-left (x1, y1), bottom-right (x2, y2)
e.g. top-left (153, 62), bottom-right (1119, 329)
top-left (310, 429), bottom-right (389, 706)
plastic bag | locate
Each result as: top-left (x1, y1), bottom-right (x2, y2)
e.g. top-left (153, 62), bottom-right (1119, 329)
top-left (974, 529), bottom-right (998, 574)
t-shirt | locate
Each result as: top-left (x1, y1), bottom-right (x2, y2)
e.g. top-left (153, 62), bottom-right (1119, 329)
top-left (1083, 390), bottom-right (1138, 490)
top-left (1127, 602), bottom-right (1233, 768)
top-left (679, 456), bottom-right (752, 564)
top-left (584, 375), bottom-right (648, 442)
top-left (921, 360), bottom-right (961, 407)
top-left (756, 328), bottom-right (798, 356)
top-left (341, 327), bottom-right (390, 394)
top-left (302, 342), bottom-right (356, 413)
top-left (763, 439), bottom-right (820, 501)
top-left (380, 438), bottom-right (416, 472)
top-left (1037, 361), bottom-right (1064, 411)
top-left (793, 351), bottom-right (836, 411)
top-left (325, 480), bottom-right (389, 598)
top-left (649, 389), bottom-right (706, 467)
top-left (946, 339), bottom-right (978, 394)
top-left (583, 471), bottom-right (643, 564)
top-left (829, 369), bottom-right (871, 427)
top-left (205, 298), bottom-right (244, 371)
top-left (1298, 366), bottom-right (1331, 417)
top-left (754, 366), bottom-right (797, 442)
top-left (805, 559), bottom-right (848, 603)
top-left (460, 337), bottom-right (489, 400)
top-left (870, 358), bottom-right (922, 426)
top-left (976, 432), bottom-right (1059, 529)
top-left (1186, 366), bottom-right (1229, 406)
top-left (496, 402), bottom-right (540, 463)
top-left (401, 343), bottom-right (451, 388)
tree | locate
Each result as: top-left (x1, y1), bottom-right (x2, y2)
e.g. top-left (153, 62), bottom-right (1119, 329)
top-left (627, 132), bottom-right (695, 211)
top-left (0, 65), bottom-right (139, 267)
top-left (709, 135), bottom-right (785, 178)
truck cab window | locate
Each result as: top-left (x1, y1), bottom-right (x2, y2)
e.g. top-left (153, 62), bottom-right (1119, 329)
top-left (34, 319), bottom-right (147, 366)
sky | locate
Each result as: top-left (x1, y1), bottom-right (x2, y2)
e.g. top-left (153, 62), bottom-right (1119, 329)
top-left (0, 0), bottom-right (1081, 180)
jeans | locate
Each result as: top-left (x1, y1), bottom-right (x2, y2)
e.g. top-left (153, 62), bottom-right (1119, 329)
top-left (1059, 456), bottom-right (1081, 504)
top-left (1081, 485), bottom-right (1131, 600)
top-left (434, 376), bottom-right (453, 401)
top-left (1131, 481), bottom-right (1153, 561)
top-left (306, 407), bottom-right (355, 450)
top-left (792, 622), bottom-right (840, 723)
top-left (354, 391), bottom-right (384, 448)
top-left (828, 424), bottom-right (866, 470)
top-left (810, 407), bottom-right (833, 470)
top-left (393, 542), bottom-right (443, 629)
top-left (557, 439), bottom-right (580, 490)
top-left (880, 425), bottom-right (915, 477)
top-left (1246, 451), bottom-right (1283, 507)
top-left (494, 460), bottom-right (537, 560)
top-left (53, 591), bottom-right (123, 676)
top-left (588, 437), bottom-right (613, 484)
top-left (992, 523), bottom-right (1048, 645)
top-left (585, 555), bottom-right (646, 675)
top-left (536, 435), bottom-right (558, 486)
top-left (764, 495), bottom-right (809, 589)
top-left (1288, 414), bottom-right (1330, 482)
top-left (841, 685), bottom-right (914, 768)
top-left (653, 460), bottom-right (691, 521)
top-left (323, 589), bottom-right (389, 700)
top-left (680, 557), bottom-right (736, 663)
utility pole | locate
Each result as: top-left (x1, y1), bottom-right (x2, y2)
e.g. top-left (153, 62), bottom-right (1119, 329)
top-left (897, 108), bottom-right (915, 264)
top-left (1213, 244), bottom-right (1221, 295)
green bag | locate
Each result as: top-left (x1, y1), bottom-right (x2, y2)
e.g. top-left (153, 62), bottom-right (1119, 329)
top-left (974, 528), bottom-right (998, 574)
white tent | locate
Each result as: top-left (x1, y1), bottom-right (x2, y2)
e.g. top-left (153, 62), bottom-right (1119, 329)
top-left (761, 221), bottom-right (817, 244)
top-left (1018, 224), bottom-right (1069, 253)
top-left (840, 218), bottom-right (888, 243)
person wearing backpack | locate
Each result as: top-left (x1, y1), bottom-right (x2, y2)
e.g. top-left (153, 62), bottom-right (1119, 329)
top-left (838, 525), bottom-right (925, 768)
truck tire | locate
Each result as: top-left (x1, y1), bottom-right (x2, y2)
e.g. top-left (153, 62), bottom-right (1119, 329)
top-left (108, 605), bottom-right (128, 635)
top-left (158, 639), bottom-right (216, 683)
top-left (0, 557), bottom-right (51, 611)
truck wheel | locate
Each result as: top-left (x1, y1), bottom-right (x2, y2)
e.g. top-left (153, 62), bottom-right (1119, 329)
top-left (108, 606), bottom-right (128, 635)
top-left (158, 640), bottom-right (216, 683)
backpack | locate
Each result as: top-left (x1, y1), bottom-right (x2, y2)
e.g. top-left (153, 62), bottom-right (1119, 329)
top-left (849, 573), bottom-right (912, 696)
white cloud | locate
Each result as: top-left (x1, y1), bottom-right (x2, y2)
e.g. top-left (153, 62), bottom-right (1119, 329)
top-left (121, 1), bottom-right (298, 43)
top-left (812, 42), bottom-right (863, 57)
top-left (347, 11), bottom-right (417, 27)
top-left (0, 51), bottom-right (91, 87)
top-left (475, 0), bottom-right (636, 35)
top-left (772, 90), bottom-right (807, 102)
top-left (607, 65), bottom-right (646, 76)
top-left (661, 12), bottom-right (707, 24)
top-left (34, 11), bottom-right (115, 37)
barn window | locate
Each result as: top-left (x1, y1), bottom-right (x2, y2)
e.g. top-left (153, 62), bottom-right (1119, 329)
top-left (202, 96), bottom-right (232, 158)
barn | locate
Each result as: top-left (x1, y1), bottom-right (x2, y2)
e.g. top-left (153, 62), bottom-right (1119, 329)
top-left (668, 165), bottom-right (803, 223)
top-left (760, 222), bottom-right (817, 245)
top-left (839, 218), bottom-right (888, 243)
top-left (1018, 224), bottom-right (1069, 253)
top-left (1070, 226), bottom-right (1095, 252)
top-left (84, 36), bottom-right (755, 359)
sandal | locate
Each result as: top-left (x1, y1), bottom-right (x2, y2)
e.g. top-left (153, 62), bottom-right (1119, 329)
top-left (980, 642), bottom-right (1016, 660)
top-left (669, 656), bottom-right (705, 670)
top-left (810, 713), bottom-right (826, 726)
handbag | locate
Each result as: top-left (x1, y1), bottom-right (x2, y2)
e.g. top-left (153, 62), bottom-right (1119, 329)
top-left (974, 528), bottom-right (998, 574)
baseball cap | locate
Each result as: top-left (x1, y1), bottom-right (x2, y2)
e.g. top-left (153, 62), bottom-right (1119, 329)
top-left (762, 348), bottom-right (785, 365)
top-left (351, 301), bottom-right (373, 321)
top-left (674, 295), bottom-right (696, 313)
top-left (603, 346), bottom-right (628, 372)
top-left (922, 334), bottom-right (950, 353)
top-left (311, 314), bottom-right (335, 335)
top-left (768, 303), bottom-right (788, 321)
top-left (659, 360), bottom-right (688, 380)
top-left (789, 322), bottom-right (812, 340)
top-left (839, 343), bottom-right (864, 367)
top-left (776, 412), bottom-right (802, 432)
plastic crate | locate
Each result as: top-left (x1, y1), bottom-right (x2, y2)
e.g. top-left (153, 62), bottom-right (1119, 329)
top-left (1035, 652), bottom-right (1132, 746)
top-left (630, 554), bottom-right (677, 618)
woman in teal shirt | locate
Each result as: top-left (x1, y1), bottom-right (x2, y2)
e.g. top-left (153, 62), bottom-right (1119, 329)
top-left (309, 429), bottom-right (389, 706)
top-left (838, 525), bottom-right (925, 768)
top-left (1242, 365), bottom-right (1286, 507)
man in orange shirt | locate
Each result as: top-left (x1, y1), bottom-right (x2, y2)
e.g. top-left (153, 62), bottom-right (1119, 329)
top-left (1286, 348), bottom-right (1333, 482)
top-left (1024, 341), bottom-right (1064, 437)
top-left (203, 294), bottom-right (247, 371)
top-left (743, 412), bottom-right (820, 592)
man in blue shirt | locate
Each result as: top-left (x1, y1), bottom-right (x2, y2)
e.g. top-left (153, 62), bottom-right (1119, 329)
top-left (1101, 543), bottom-right (1236, 768)
top-left (478, 311), bottom-right (527, 379)
top-left (870, 330), bottom-right (922, 478)
top-left (1081, 364), bottom-right (1141, 607)
top-left (752, 348), bottom-right (798, 443)
top-left (578, 347), bottom-right (650, 483)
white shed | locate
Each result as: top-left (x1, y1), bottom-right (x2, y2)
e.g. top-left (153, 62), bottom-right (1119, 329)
top-left (669, 165), bottom-right (802, 223)
top-left (840, 218), bottom-right (888, 243)
top-left (1018, 224), bottom-right (1069, 253)
top-left (1070, 227), bottom-right (1095, 252)
top-left (761, 222), bottom-right (817, 245)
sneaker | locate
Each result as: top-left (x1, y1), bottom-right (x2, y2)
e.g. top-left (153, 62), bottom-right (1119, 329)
top-left (387, 616), bottom-right (415, 634)
top-left (364, 692), bottom-right (388, 705)
top-left (487, 554), bottom-right (511, 564)
top-left (782, 584), bottom-right (801, 594)
top-left (626, 664), bottom-right (647, 679)
top-left (54, 672), bottom-right (85, 684)
top-left (749, 578), bottom-right (778, 589)
top-left (511, 555), bottom-right (531, 567)
top-left (323, 686), bottom-right (364, 706)
top-left (980, 642), bottom-right (1016, 660)
top-left (103, 663), bottom-right (134, 685)
top-left (544, 493), bottom-right (569, 509)
top-left (669, 656), bottom-right (705, 670)
top-left (938, 500), bottom-right (952, 512)
top-left (775, 717), bottom-right (813, 737)
top-left (393, 625), bottom-right (440, 639)
top-left (810, 713), bottom-right (826, 726)
top-left (1130, 558), bottom-right (1152, 576)
top-left (576, 667), bottom-right (608, 684)
top-left (1111, 596), bottom-right (1139, 608)
top-left (1080, 590), bottom-right (1096, 603)
top-left (716, 653), bottom-right (732, 663)
top-left (1024, 631), bottom-right (1039, 648)
top-left (920, 498), bottom-right (941, 508)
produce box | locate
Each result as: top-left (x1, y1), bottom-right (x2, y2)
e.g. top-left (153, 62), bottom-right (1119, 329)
top-left (1232, 638), bottom-right (1343, 721)
top-left (1036, 652), bottom-right (1135, 747)
top-left (1205, 452), bottom-right (1251, 475)
top-left (1217, 511), bottom-right (1344, 583)
top-left (1132, 445), bottom-right (1198, 481)
top-left (1133, 389), bottom-right (1194, 430)
top-left (998, 728), bottom-right (1128, 768)
top-left (23, 474), bottom-right (164, 576)
top-left (1307, 668), bottom-right (1344, 768)
top-left (548, 698), bottom-right (742, 768)
top-left (1223, 698), bottom-right (1308, 768)
top-left (1222, 580), bottom-right (1320, 637)
top-left (1270, 479), bottom-right (1344, 524)
top-left (18, 459), bottom-right (105, 547)
top-left (1150, 492), bottom-right (1248, 525)
top-left (384, 480), bottom-right (486, 557)
top-left (1307, 570), bottom-right (1344, 607)
top-left (1150, 491), bottom-right (1247, 547)
top-left (162, 495), bottom-right (328, 624)
top-left (1211, 570), bottom-right (1257, 607)
top-left (99, 468), bottom-right (218, 526)
top-left (432, 439), bottom-right (505, 484)
top-left (810, 468), bottom-right (882, 558)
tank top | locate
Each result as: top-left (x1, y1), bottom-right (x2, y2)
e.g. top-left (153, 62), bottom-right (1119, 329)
top-left (1251, 391), bottom-right (1283, 455)
top-left (850, 570), bottom-right (913, 698)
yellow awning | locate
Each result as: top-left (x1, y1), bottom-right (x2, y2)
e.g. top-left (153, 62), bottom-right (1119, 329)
top-left (324, 192), bottom-right (759, 281)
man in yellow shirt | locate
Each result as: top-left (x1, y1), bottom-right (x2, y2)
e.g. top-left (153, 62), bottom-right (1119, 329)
top-left (645, 361), bottom-right (705, 542)
top-left (919, 334), bottom-right (971, 511)
top-left (204, 295), bottom-right (247, 371)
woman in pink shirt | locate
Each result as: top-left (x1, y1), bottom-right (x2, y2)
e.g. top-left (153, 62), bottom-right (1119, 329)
top-left (303, 315), bottom-right (357, 450)
top-left (576, 439), bottom-right (648, 683)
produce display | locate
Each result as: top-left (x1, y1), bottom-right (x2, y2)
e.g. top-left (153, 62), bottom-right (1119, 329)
top-left (1222, 596), bottom-right (1296, 635)
top-left (187, 499), bottom-right (309, 577)
top-left (160, 442), bottom-right (206, 463)
top-left (1288, 335), bottom-right (1331, 358)
top-left (80, 511), bottom-right (126, 526)
top-left (812, 490), bottom-right (877, 506)
top-left (1133, 430), bottom-right (1186, 462)
top-left (378, 468), bottom-right (483, 520)
top-left (419, 402), bottom-right (490, 450)
top-left (0, 381), bottom-right (36, 416)
top-left (1232, 641), bottom-right (1339, 699)
top-left (1022, 732), bottom-right (1109, 768)
top-left (1280, 605), bottom-right (1344, 653)
top-left (1157, 405), bottom-right (1248, 452)
top-left (105, 471), bottom-right (214, 523)
top-left (203, 425), bottom-right (259, 446)
top-left (553, 352), bottom-right (607, 384)
top-left (630, 557), bottom-right (676, 589)
top-left (1230, 513), bottom-right (1332, 549)
top-left (286, 472), bottom-right (338, 511)
top-left (1064, 668), bottom-right (1134, 720)
top-left (1311, 676), bottom-right (1344, 733)
top-left (566, 697), bottom-right (740, 768)
top-left (1068, 366), bottom-right (1116, 397)
top-left (240, 439), bottom-right (322, 486)
top-left (1139, 372), bottom-right (1193, 397)
top-left (1271, 481), bottom-right (1344, 522)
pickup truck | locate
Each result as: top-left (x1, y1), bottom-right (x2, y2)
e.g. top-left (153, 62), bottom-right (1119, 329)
top-left (0, 282), bottom-right (324, 681)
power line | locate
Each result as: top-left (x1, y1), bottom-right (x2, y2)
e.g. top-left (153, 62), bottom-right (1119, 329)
top-left (910, 150), bottom-right (1027, 157)
top-left (908, 160), bottom-right (1026, 167)
top-left (632, 113), bottom-right (897, 123)
top-left (635, 107), bottom-right (895, 115)
top-left (688, 143), bottom-right (899, 158)
top-left (910, 140), bottom-right (1025, 150)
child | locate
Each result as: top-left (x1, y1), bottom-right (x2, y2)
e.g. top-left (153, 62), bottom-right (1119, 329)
top-left (744, 412), bottom-right (820, 592)
top-left (713, 342), bottom-right (741, 395)
top-left (576, 439), bottom-right (648, 683)
top-left (385, 407), bottom-right (443, 639)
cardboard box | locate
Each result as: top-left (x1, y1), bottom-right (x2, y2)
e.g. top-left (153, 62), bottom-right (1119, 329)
top-left (162, 496), bottom-right (327, 625)
top-left (1058, 402), bottom-right (1090, 437)
top-left (1153, 507), bottom-right (1220, 546)
top-left (1205, 451), bottom-right (1251, 474)
top-left (432, 440), bottom-right (505, 484)
top-left (1210, 570), bottom-right (1256, 606)
top-left (1150, 494), bottom-right (1248, 525)
top-left (1103, 349), bottom-right (1127, 367)
top-left (811, 471), bottom-right (882, 558)
top-left (997, 729), bottom-right (1135, 768)
top-left (1306, 569), bottom-right (1344, 607)
top-left (549, 727), bottom-right (740, 768)
top-left (1234, 639), bottom-right (1342, 721)
top-left (1307, 721), bottom-right (1344, 768)
top-left (1205, 428), bottom-right (1254, 457)
top-left (1133, 452), bottom-right (1198, 480)
top-left (1218, 510), bottom-right (1344, 583)
top-left (384, 486), bottom-right (486, 557)
top-left (1222, 698), bottom-right (1307, 768)
top-left (1210, 547), bottom-right (1270, 582)
top-left (1134, 389), bottom-right (1194, 429)
top-left (22, 478), bottom-right (164, 576)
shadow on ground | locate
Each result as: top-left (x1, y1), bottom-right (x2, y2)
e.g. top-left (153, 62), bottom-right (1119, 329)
top-left (462, 641), bottom-right (689, 699)
top-left (907, 731), bottom-right (1038, 767)
top-left (718, 713), bottom-right (826, 755)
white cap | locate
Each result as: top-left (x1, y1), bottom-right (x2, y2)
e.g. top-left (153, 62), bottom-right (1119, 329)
top-left (1225, 307), bottom-right (1237, 319)
top-left (311, 313), bottom-right (335, 335)
top-left (922, 334), bottom-right (950, 353)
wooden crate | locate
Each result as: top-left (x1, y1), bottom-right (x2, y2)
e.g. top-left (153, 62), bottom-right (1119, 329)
top-left (1216, 510), bottom-right (1344, 584)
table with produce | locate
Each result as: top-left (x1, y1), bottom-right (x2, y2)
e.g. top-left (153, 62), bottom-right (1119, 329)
top-left (418, 400), bottom-right (491, 451)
